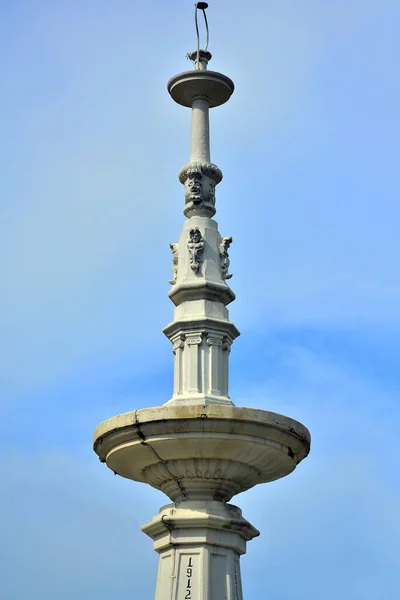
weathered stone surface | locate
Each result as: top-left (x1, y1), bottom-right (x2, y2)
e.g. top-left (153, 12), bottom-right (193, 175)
top-left (142, 500), bottom-right (257, 600)
top-left (94, 404), bottom-right (310, 502)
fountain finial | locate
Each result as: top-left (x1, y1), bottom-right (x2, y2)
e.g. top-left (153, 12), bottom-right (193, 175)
top-left (191, 2), bottom-right (210, 70)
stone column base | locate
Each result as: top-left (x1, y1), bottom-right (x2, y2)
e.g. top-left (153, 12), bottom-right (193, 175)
top-left (142, 500), bottom-right (259, 600)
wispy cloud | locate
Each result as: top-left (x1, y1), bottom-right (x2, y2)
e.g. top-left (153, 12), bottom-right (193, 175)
top-left (0, 2), bottom-right (398, 597)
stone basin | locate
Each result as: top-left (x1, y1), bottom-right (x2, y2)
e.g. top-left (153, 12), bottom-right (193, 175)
top-left (94, 404), bottom-right (310, 503)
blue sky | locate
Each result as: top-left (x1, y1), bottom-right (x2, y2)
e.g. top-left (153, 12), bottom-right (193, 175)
top-left (1, 1), bottom-right (399, 598)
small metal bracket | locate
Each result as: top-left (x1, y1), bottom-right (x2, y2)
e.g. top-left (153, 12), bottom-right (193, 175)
top-left (194, 2), bottom-right (209, 69)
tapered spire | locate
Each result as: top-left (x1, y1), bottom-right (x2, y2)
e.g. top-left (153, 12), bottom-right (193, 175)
top-left (164, 3), bottom-right (238, 406)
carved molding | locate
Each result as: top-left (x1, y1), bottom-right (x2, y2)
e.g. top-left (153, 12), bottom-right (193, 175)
top-left (187, 228), bottom-right (204, 273)
top-left (169, 241), bottom-right (179, 285)
top-left (143, 457), bottom-right (260, 503)
top-left (179, 161), bottom-right (222, 186)
top-left (220, 235), bottom-right (233, 280)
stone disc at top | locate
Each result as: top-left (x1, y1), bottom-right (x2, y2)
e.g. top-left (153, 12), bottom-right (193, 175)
top-left (167, 70), bottom-right (235, 108)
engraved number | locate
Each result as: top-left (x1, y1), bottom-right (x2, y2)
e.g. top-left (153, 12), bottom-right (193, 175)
top-left (185, 557), bottom-right (193, 599)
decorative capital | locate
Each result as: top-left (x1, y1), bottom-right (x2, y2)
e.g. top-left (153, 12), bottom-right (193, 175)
top-left (207, 336), bottom-right (223, 347)
top-left (186, 335), bottom-right (203, 346)
top-left (172, 336), bottom-right (185, 351)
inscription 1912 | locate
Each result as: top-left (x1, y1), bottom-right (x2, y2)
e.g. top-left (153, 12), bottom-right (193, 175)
top-left (184, 557), bottom-right (193, 599)
top-left (234, 563), bottom-right (240, 600)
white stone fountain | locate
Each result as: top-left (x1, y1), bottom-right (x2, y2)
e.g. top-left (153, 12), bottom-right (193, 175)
top-left (94, 4), bottom-right (310, 598)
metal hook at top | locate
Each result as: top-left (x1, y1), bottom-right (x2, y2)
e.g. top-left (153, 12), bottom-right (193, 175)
top-left (195, 2), bottom-right (209, 69)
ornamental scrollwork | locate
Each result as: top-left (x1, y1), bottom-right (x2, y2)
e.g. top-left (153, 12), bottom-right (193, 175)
top-left (207, 336), bottom-right (223, 347)
top-left (186, 335), bottom-right (202, 346)
top-left (172, 336), bottom-right (185, 352)
top-left (187, 228), bottom-right (204, 273)
top-left (219, 236), bottom-right (233, 280)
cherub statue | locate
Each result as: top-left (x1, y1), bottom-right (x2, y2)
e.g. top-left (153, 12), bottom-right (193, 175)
top-left (219, 236), bottom-right (232, 280)
top-left (187, 228), bottom-right (204, 272)
top-left (169, 242), bottom-right (179, 285)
